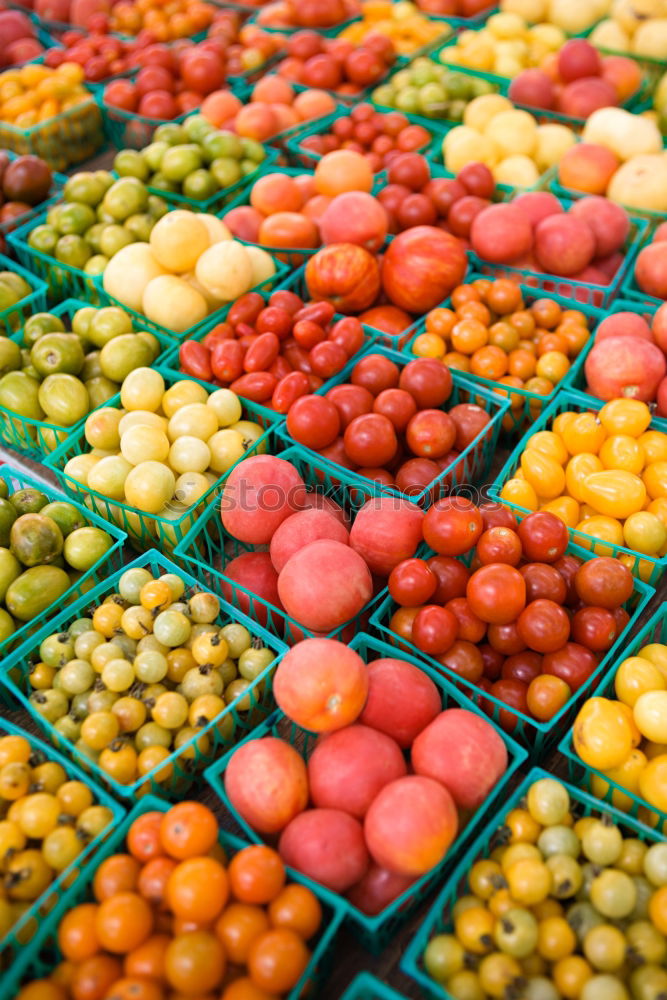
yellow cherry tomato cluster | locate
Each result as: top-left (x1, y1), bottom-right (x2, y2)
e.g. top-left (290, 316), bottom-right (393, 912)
top-left (411, 279), bottom-right (591, 430)
top-left (423, 776), bottom-right (667, 1000)
top-left (66, 371), bottom-right (264, 547)
top-left (0, 732), bottom-right (114, 941)
top-left (0, 63), bottom-right (93, 129)
top-left (574, 640), bottom-right (667, 824)
top-left (500, 399), bottom-right (667, 579)
top-left (339, 1), bottom-right (449, 57)
top-left (27, 568), bottom-right (276, 794)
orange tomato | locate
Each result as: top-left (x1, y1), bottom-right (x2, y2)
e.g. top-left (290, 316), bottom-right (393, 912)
top-left (268, 885), bottom-right (322, 940)
top-left (167, 857), bottom-right (229, 923)
top-left (228, 846), bottom-right (285, 905)
top-left (57, 904), bottom-right (100, 963)
top-left (247, 929), bottom-right (310, 994)
top-left (95, 892), bottom-right (154, 954)
top-left (160, 802), bottom-right (218, 860)
top-left (215, 903), bottom-right (270, 965)
top-left (93, 854), bottom-right (140, 902)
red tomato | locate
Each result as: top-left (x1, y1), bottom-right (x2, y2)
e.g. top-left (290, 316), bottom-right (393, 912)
top-left (257, 306), bottom-right (294, 340)
top-left (179, 342), bottom-right (212, 383)
top-left (406, 410), bottom-right (456, 460)
top-left (243, 332), bottom-right (280, 373)
top-left (181, 49), bottom-right (225, 95)
top-left (398, 358), bottom-right (452, 408)
top-left (516, 599), bottom-right (571, 654)
top-left (287, 395), bottom-right (340, 450)
top-left (139, 44), bottom-right (177, 71)
top-left (517, 511), bottom-right (568, 564)
top-left (486, 621), bottom-right (525, 656)
top-left (272, 372), bottom-right (310, 414)
top-left (211, 340), bottom-right (244, 383)
top-left (388, 558), bottom-right (437, 607)
top-left (437, 639), bottom-right (483, 684)
top-left (571, 606), bottom-right (617, 652)
top-left (479, 502), bottom-right (518, 531)
top-left (269, 290), bottom-right (303, 315)
top-left (574, 557), bottom-right (633, 610)
top-left (423, 497), bottom-right (483, 557)
top-left (351, 354), bottom-right (400, 396)
top-left (519, 563), bottom-right (568, 605)
top-left (229, 372), bottom-right (277, 402)
top-left (476, 527), bottom-right (522, 566)
top-left (467, 564), bottom-right (526, 625)
top-left (104, 79), bottom-right (137, 111)
top-left (293, 320), bottom-right (326, 350)
top-left (541, 642), bottom-right (598, 692)
top-left (412, 605), bottom-right (459, 656)
top-left (394, 457), bottom-right (440, 500)
top-left (310, 341), bottom-right (348, 379)
top-left (445, 597), bottom-right (486, 644)
top-left (343, 413), bottom-right (397, 467)
top-left (553, 554), bottom-right (582, 606)
top-left (427, 555), bottom-right (469, 604)
top-left (328, 317), bottom-right (364, 357)
top-left (448, 403), bottom-right (491, 452)
top-left (372, 389), bottom-right (417, 433)
top-left (487, 679), bottom-right (529, 733)
top-left (501, 650), bottom-right (542, 686)
top-left (229, 293), bottom-right (265, 327)
top-left (138, 90), bottom-right (179, 119)
top-left (136, 65), bottom-right (175, 96)
top-left (326, 383), bottom-right (374, 429)
top-left (480, 643), bottom-right (504, 681)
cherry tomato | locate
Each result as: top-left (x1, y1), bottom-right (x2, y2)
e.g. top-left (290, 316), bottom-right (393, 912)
top-left (230, 372), bottom-right (277, 403)
top-left (480, 644), bottom-right (505, 681)
top-left (467, 565), bottom-right (526, 625)
top-left (256, 306), bottom-right (294, 340)
top-left (179, 342), bottom-right (212, 383)
top-left (181, 49), bottom-right (225, 94)
top-left (351, 354), bottom-right (400, 396)
top-left (423, 498), bottom-right (484, 557)
top-left (243, 332), bottom-right (280, 374)
top-left (211, 340), bottom-right (244, 383)
top-left (553, 554), bottom-right (583, 606)
top-left (517, 599), bottom-right (571, 654)
top-left (388, 559), bottom-right (437, 606)
top-left (571, 606), bottom-right (617, 652)
top-left (479, 502), bottom-right (518, 532)
top-left (328, 317), bottom-right (364, 357)
top-left (326, 384), bottom-right (374, 429)
top-left (542, 642), bottom-right (598, 692)
top-left (406, 410), bottom-right (456, 460)
top-left (270, 356), bottom-right (292, 381)
top-left (269, 290), bottom-right (303, 316)
top-left (488, 679), bottom-right (529, 732)
top-left (229, 293), bottom-right (266, 327)
top-left (317, 436), bottom-right (357, 472)
top-left (574, 558), bottom-right (634, 610)
top-left (138, 91), bottom-right (179, 119)
top-left (202, 323), bottom-right (234, 349)
top-left (413, 606), bottom-right (459, 656)
top-left (272, 372), bottom-right (310, 414)
top-left (390, 605), bottom-right (422, 644)
top-left (477, 527), bottom-right (522, 566)
top-left (445, 597), bottom-right (486, 643)
top-left (438, 639), bottom-right (484, 684)
top-left (294, 301), bottom-right (335, 327)
top-left (527, 675), bottom-right (571, 721)
top-left (357, 467), bottom-right (395, 487)
top-left (310, 341), bottom-right (348, 379)
top-left (372, 389), bottom-right (417, 433)
top-left (501, 651), bottom-right (542, 686)
top-left (520, 563), bottom-right (567, 604)
top-left (287, 395), bottom-right (340, 450)
top-left (427, 555), bottom-right (470, 604)
top-left (448, 403), bottom-right (491, 451)
top-left (394, 457), bottom-right (440, 499)
top-left (293, 320), bottom-right (326, 350)
top-left (399, 358), bottom-right (452, 408)
top-left (488, 622), bottom-right (526, 656)
top-left (518, 511), bottom-right (568, 563)
top-left (343, 413), bottom-right (397, 467)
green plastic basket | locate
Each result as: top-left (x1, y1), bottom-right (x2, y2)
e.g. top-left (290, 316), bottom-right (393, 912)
top-left (470, 199), bottom-right (648, 309)
top-left (0, 95), bottom-right (104, 171)
top-left (0, 297), bottom-right (173, 460)
top-left (559, 602), bottom-right (667, 833)
top-left (0, 463), bottom-right (125, 659)
top-left (44, 368), bottom-right (279, 552)
top-left (1, 549), bottom-right (288, 802)
top-left (276, 343), bottom-right (510, 509)
top-left (8, 209), bottom-right (102, 304)
top-left (285, 108), bottom-right (444, 172)
top-left (341, 974), bottom-right (408, 1000)
top-left (492, 385), bottom-right (667, 584)
top-left (205, 631), bottom-right (527, 954)
top-left (402, 766), bottom-right (664, 1000)
top-left (174, 442), bottom-right (386, 645)
top-left (2, 792), bottom-right (344, 999)
top-left (0, 251), bottom-right (48, 337)
top-left (404, 275), bottom-right (603, 439)
top-left (0, 716), bottom-right (124, 982)
top-left (370, 536), bottom-right (654, 758)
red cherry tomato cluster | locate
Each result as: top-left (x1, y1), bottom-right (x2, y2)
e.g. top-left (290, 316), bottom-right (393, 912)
top-left (389, 505), bottom-right (633, 729)
top-left (298, 103), bottom-right (434, 175)
top-left (377, 155), bottom-right (497, 237)
top-left (178, 289), bottom-right (367, 409)
top-left (285, 355), bottom-right (492, 497)
top-left (277, 29), bottom-right (396, 96)
top-left (205, 11), bottom-right (284, 78)
top-left (44, 31), bottom-right (143, 83)
top-left (103, 39), bottom-right (235, 119)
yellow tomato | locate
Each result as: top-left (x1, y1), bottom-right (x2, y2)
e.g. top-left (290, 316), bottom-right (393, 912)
top-left (412, 333), bottom-right (445, 359)
top-left (599, 434), bottom-right (645, 475)
top-left (561, 412), bottom-right (606, 455)
top-left (590, 748), bottom-right (647, 813)
top-left (553, 411), bottom-right (577, 438)
top-left (573, 697), bottom-right (635, 770)
top-left (541, 496), bottom-right (580, 528)
top-left (525, 430), bottom-right (569, 465)
top-left (619, 701), bottom-right (642, 746)
top-left (521, 449), bottom-right (566, 500)
top-left (639, 643), bottom-right (667, 682)
top-left (599, 399), bottom-right (652, 437)
top-left (648, 497), bottom-right (667, 529)
top-left (640, 431), bottom-right (667, 464)
top-left (500, 478), bottom-right (539, 511)
top-left (643, 461), bottom-right (667, 500)
top-left (18, 64), bottom-right (51, 88)
top-left (615, 657), bottom-right (666, 707)
top-left (623, 511), bottom-right (667, 554)
top-left (565, 453), bottom-right (603, 502)
top-left (536, 351), bottom-right (570, 383)
top-left (579, 470), bottom-right (647, 519)
top-left (638, 755), bottom-right (667, 813)
top-left (634, 690), bottom-right (667, 743)
top-left (574, 515), bottom-right (623, 557)
top-left (649, 884), bottom-right (667, 934)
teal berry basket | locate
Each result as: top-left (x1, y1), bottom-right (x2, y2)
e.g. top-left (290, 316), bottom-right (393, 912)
top-left (0, 95), bottom-right (105, 172)
top-left (404, 276), bottom-right (604, 440)
top-left (276, 342), bottom-right (510, 510)
top-left (220, 165), bottom-right (322, 269)
top-left (401, 766), bottom-right (663, 1000)
top-left (174, 442), bottom-right (387, 646)
top-left (469, 197), bottom-right (649, 309)
top-left (0, 463), bottom-right (125, 660)
top-left (369, 536), bottom-right (653, 758)
top-left (2, 793), bottom-right (344, 999)
top-left (205, 631), bottom-right (528, 954)
top-left (1, 549), bottom-right (288, 802)
top-left (0, 716), bottom-right (124, 985)
top-left (158, 305), bottom-right (377, 427)
top-left (8, 209), bottom-right (103, 304)
top-left (0, 297), bottom-right (173, 460)
top-left (285, 108), bottom-right (445, 172)
top-left (99, 256), bottom-right (290, 343)
top-left (0, 251), bottom-right (48, 337)
top-left (44, 368), bottom-right (280, 552)
top-left (491, 385), bottom-right (667, 584)
top-left (559, 602), bottom-right (667, 834)
top-left (341, 974), bottom-right (409, 1000)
